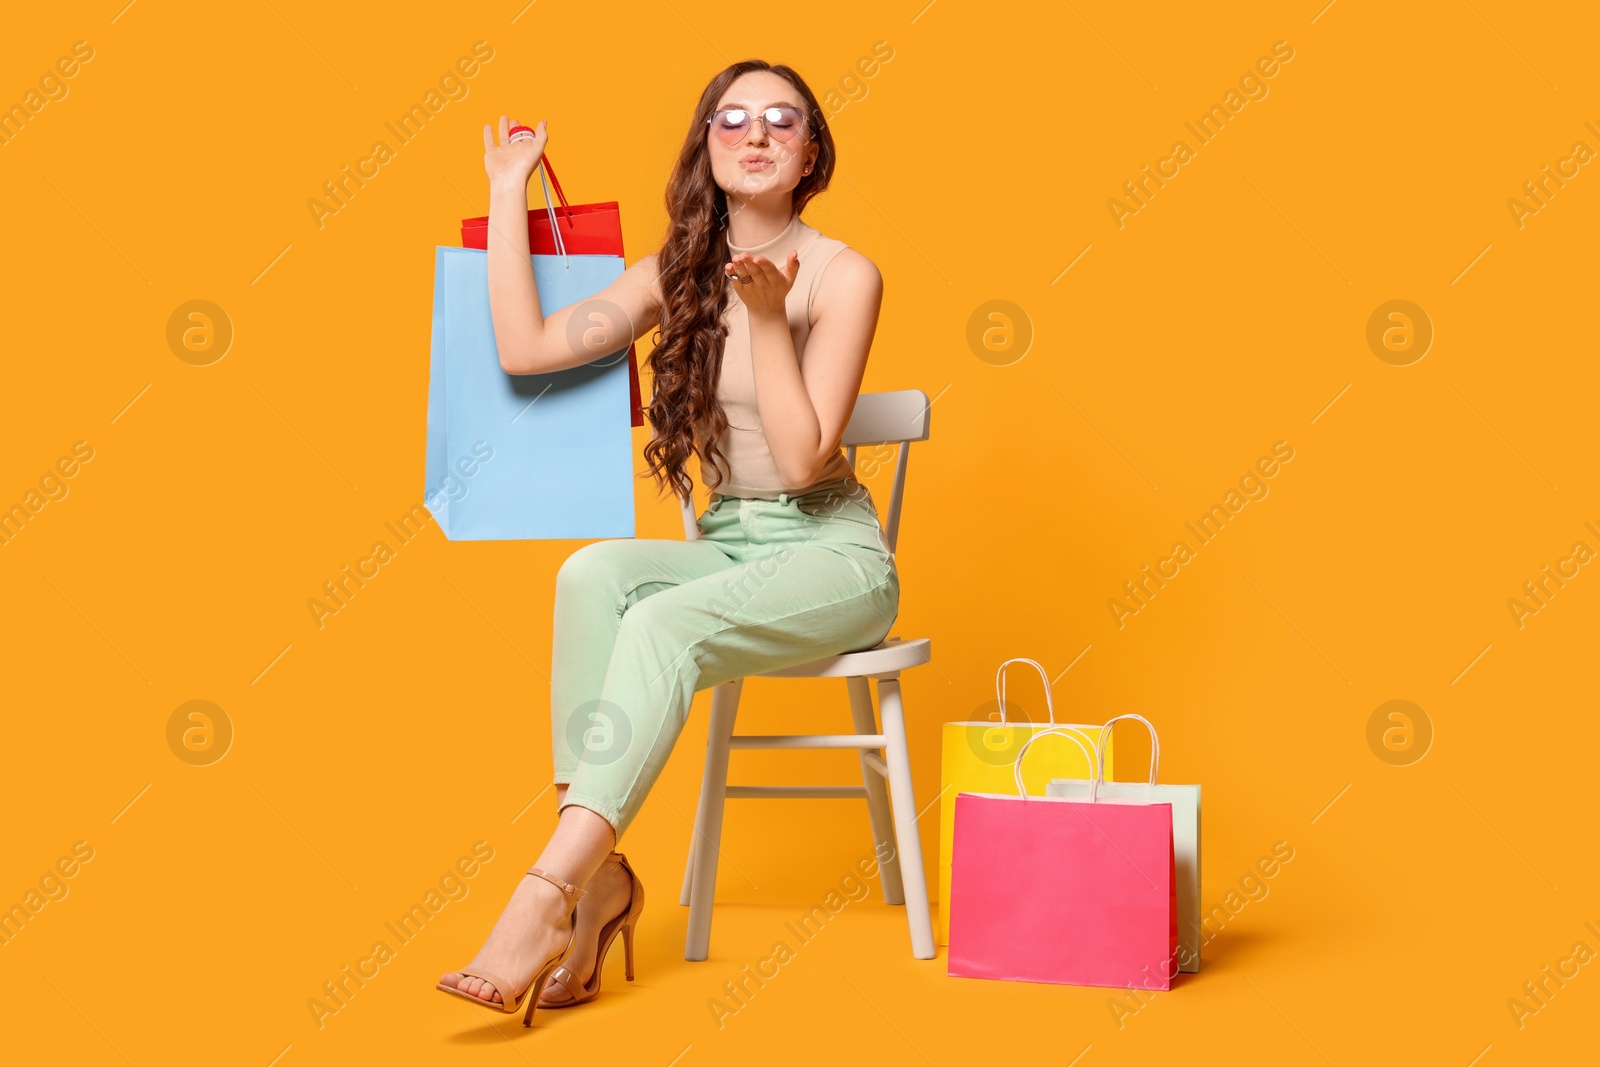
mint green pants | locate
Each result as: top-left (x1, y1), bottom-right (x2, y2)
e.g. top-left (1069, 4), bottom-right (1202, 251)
top-left (551, 476), bottom-right (900, 843)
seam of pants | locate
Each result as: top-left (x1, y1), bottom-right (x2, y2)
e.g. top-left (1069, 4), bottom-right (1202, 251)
top-left (611, 541), bottom-right (738, 618)
top-left (616, 572), bottom-right (695, 615)
top-left (687, 566), bottom-right (899, 657)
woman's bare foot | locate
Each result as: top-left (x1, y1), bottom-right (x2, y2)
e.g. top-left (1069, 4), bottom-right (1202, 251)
top-left (438, 871), bottom-right (576, 1008)
top-left (539, 854), bottom-right (634, 1005)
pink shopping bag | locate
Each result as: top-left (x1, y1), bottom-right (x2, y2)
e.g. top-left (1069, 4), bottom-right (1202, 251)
top-left (947, 728), bottom-right (1178, 990)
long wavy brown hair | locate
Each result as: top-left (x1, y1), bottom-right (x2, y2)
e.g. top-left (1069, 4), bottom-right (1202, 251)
top-left (641, 60), bottom-right (837, 506)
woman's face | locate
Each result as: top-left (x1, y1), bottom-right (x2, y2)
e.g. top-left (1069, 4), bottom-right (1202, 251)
top-left (706, 71), bottom-right (819, 201)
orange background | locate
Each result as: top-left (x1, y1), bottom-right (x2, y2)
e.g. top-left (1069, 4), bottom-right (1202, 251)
top-left (2, 1), bottom-right (1596, 1064)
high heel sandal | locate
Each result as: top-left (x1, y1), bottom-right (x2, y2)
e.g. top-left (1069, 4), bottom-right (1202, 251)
top-left (436, 865), bottom-right (587, 1026)
top-left (538, 851), bottom-right (645, 1008)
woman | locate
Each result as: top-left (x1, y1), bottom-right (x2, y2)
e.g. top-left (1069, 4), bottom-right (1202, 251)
top-left (437, 59), bottom-right (898, 1025)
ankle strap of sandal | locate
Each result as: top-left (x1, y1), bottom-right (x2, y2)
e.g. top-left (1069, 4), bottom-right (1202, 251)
top-left (526, 865), bottom-right (588, 901)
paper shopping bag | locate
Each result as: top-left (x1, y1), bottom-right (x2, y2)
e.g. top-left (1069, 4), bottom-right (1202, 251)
top-left (1048, 714), bottom-right (1202, 973)
top-left (936, 658), bottom-right (1111, 945)
top-left (949, 728), bottom-right (1177, 989)
top-left (460, 155), bottom-right (643, 427)
top-left (423, 245), bottom-right (635, 540)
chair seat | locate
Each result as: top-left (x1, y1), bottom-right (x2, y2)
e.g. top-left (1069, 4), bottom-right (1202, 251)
top-left (754, 636), bottom-right (931, 679)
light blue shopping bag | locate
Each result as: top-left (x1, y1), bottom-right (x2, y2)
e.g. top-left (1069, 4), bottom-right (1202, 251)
top-left (424, 246), bottom-right (636, 540)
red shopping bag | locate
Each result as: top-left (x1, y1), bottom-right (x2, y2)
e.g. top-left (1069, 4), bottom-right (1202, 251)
top-left (948, 729), bottom-right (1178, 990)
top-left (461, 155), bottom-right (644, 427)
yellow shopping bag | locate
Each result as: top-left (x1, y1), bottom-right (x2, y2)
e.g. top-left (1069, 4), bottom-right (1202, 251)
top-left (936, 657), bottom-right (1111, 945)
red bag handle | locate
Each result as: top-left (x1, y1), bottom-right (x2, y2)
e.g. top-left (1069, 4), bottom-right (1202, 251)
top-left (538, 155), bottom-right (574, 229)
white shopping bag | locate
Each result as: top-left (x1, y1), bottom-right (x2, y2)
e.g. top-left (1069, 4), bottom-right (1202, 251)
top-left (1047, 714), bottom-right (1202, 974)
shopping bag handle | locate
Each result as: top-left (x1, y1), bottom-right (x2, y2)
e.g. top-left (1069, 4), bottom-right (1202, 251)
top-left (534, 156), bottom-right (570, 267)
top-left (539, 153), bottom-right (573, 222)
top-left (1012, 727), bottom-right (1100, 802)
top-left (1097, 713), bottom-right (1160, 786)
top-left (994, 657), bottom-right (1057, 725)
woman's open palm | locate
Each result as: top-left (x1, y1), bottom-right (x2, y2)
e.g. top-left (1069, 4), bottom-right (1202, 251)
top-left (726, 250), bottom-right (799, 318)
top-left (483, 115), bottom-right (545, 189)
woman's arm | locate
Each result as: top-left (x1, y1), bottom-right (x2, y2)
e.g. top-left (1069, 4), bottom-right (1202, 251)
top-left (483, 116), bottom-right (661, 375)
top-left (737, 248), bottom-right (884, 489)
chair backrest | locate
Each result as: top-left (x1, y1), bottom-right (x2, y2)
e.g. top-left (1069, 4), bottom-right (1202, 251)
top-left (680, 388), bottom-right (932, 556)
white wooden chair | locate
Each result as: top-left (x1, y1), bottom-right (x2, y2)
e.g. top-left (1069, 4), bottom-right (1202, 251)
top-left (675, 389), bottom-right (936, 961)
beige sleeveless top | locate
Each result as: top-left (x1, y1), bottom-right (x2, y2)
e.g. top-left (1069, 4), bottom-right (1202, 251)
top-left (704, 211), bottom-right (857, 499)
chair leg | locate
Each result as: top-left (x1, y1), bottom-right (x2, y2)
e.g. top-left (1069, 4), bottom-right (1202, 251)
top-left (680, 716), bottom-right (715, 907)
top-left (685, 678), bottom-right (742, 961)
top-left (679, 828), bottom-right (698, 906)
top-left (877, 677), bottom-right (935, 959)
top-left (847, 676), bottom-right (905, 905)
top-left (680, 679), bottom-right (743, 906)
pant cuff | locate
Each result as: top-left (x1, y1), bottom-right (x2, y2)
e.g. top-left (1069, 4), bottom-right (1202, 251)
top-left (558, 793), bottom-right (625, 841)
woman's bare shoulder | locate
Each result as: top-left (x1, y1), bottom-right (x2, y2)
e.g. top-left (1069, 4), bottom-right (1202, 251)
top-left (812, 246), bottom-right (883, 317)
top-left (823, 246), bottom-right (880, 284)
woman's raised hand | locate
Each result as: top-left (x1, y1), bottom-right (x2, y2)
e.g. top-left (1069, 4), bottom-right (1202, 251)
top-left (483, 115), bottom-right (546, 192)
top-left (725, 250), bottom-right (800, 319)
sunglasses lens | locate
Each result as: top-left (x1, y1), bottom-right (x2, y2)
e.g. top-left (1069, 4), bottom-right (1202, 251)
top-left (713, 110), bottom-right (751, 144)
top-left (763, 108), bottom-right (804, 142)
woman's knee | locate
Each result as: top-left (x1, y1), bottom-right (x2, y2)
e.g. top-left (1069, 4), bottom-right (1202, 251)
top-left (555, 540), bottom-right (631, 600)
